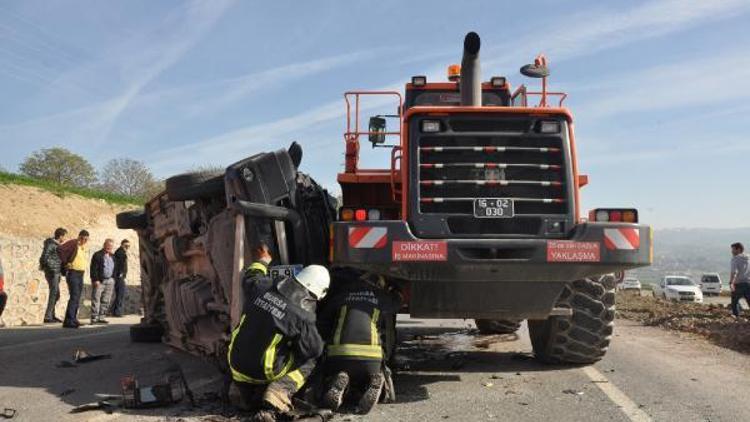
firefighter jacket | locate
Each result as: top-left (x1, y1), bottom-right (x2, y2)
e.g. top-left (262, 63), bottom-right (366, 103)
top-left (317, 269), bottom-right (401, 361)
top-left (228, 273), bottom-right (324, 386)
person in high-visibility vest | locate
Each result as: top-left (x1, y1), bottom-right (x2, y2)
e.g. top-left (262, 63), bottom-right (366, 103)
top-left (227, 262), bottom-right (329, 422)
top-left (317, 269), bottom-right (401, 414)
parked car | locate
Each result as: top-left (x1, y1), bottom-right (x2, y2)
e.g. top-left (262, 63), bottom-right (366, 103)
top-left (653, 276), bottom-right (703, 303)
top-left (700, 273), bottom-right (722, 296)
top-left (617, 277), bottom-right (642, 291)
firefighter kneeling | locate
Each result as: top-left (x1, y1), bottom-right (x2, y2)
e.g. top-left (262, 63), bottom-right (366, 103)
top-left (317, 269), bottom-right (401, 414)
top-left (227, 262), bottom-right (329, 421)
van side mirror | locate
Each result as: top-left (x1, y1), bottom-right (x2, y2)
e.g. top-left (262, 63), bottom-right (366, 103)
top-left (368, 116), bottom-right (386, 146)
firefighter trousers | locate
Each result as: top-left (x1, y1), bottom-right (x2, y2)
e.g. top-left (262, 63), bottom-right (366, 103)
top-left (233, 358), bottom-right (317, 413)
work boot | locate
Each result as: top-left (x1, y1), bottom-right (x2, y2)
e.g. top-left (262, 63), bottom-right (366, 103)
top-left (262, 383), bottom-right (292, 414)
top-left (321, 371), bottom-right (349, 411)
top-left (355, 372), bottom-right (385, 415)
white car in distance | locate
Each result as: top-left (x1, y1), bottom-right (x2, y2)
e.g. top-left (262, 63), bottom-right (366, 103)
top-left (653, 276), bottom-right (703, 303)
top-left (617, 277), bottom-right (642, 292)
top-left (700, 273), bottom-right (722, 296)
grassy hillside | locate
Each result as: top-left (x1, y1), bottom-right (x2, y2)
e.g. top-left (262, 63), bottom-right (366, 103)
top-left (0, 171), bottom-right (140, 205)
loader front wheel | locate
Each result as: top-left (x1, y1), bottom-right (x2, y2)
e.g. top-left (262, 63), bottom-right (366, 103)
top-left (528, 276), bottom-right (615, 364)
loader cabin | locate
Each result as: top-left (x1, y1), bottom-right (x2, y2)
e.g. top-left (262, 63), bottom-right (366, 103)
top-left (404, 73), bottom-right (513, 109)
top-left (338, 57), bottom-right (565, 226)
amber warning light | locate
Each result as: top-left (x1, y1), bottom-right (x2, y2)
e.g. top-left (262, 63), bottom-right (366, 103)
top-left (447, 64), bottom-right (461, 81)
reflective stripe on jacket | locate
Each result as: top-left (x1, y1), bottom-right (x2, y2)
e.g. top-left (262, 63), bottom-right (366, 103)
top-left (326, 305), bottom-right (383, 360)
top-left (228, 278), bottom-right (323, 385)
top-left (318, 269), bottom-right (401, 361)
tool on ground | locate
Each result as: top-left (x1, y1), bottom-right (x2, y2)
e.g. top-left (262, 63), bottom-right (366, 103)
top-left (74, 347), bottom-right (112, 363)
top-left (120, 368), bottom-right (188, 409)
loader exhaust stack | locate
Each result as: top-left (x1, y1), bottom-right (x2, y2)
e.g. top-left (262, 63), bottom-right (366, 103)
top-left (460, 31), bottom-right (481, 106)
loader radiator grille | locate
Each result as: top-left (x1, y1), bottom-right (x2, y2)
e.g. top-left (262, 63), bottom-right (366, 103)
top-left (410, 116), bottom-right (571, 238)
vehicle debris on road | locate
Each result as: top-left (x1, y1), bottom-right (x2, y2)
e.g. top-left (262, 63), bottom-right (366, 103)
top-left (74, 347), bottom-right (112, 363)
top-left (617, 294), bottom-right (750, 353)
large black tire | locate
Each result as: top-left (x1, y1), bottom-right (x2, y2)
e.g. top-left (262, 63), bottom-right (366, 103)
top-left (165, 171), bottom-right (225, 201)
top-left (475, 319), bottom-right (522, 334)
top-left (129, 323), bottom-right (164, 343)
top-left (116, 210), bottom-right (147, 230)
top-left (295, 172), bottom-right (336, 265)
top-left (529, 276), bottom-right (616, 364)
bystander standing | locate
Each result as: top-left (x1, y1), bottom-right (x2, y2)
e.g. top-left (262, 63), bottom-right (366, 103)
top-left (90, 239), bottom-right (116, 324)
top-left (729, 242), bottom-right (750, 318)
top-left (59, 230), bottom-right (90, 328)
top-left (110, 239), bottom-right (130, 317)
top-left (39, 227), bottom-right (67, 323)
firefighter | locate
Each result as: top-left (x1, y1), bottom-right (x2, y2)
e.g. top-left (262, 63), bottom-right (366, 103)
top-left (227, 262), bottom-right (330, 422)
top-left (317, 268), bottom-right (401, 414)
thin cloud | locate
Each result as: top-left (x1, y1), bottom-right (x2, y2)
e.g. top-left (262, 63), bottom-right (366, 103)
top-left (93, 0), bottom-right (235, 141)
top-left (576, 50), bottom-right (750, 118)
top-left (160, 0), bottom-right (750, 174)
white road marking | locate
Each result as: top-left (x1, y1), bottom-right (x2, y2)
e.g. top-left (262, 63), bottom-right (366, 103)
top-left (0, 326), bottom-right (130, 351)
top-left (582, 366), bottom-right (652, 422)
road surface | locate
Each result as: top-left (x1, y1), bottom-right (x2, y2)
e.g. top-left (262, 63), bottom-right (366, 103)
top-left (1, 315), bottom-right (750, 421)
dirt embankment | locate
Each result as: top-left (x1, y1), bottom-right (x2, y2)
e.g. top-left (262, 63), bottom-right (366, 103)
top-left (0, 184), bottom-right (143, 326)
top-left (617, 293), bottom-right (750, 354)
top-left (0, 184), bottom-right (139, 239)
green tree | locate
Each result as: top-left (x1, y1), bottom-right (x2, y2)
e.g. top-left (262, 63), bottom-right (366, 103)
top-left (19, 147), bottom-right (97, 187)
top-left (100, 158), bottom-right (158, 199)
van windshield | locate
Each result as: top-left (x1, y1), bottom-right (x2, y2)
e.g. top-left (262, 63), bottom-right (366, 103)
top-left (703, 275), bottom-right (720, 283)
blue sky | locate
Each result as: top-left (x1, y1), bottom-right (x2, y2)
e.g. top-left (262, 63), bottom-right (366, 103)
top-left (1, 0), bottom-right (749, 229)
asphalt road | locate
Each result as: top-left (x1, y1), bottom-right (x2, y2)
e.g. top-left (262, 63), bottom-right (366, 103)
top-left (2, 314), bottom-right (750, 421)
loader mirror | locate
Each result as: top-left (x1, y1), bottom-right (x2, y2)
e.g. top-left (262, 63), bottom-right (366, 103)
top-left (368, 116), bottom-right (386, 146)
top-left (520, 63), bottom-right (550, 78)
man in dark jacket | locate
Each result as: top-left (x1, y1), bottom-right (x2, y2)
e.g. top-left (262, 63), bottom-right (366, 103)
top-left (89, 239), bottom-right (116, 324)
top-left (227, 262), bottom-right (330, 422)
top-left (110, 239), bottom-right (130, 317)
top-left (40, 227), bottom-right (67, 323)
top-left (317, 269), bottom-right (401, 414)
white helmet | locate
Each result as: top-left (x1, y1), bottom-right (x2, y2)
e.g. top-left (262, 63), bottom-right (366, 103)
top-left (294, 265), bottom-right (330, 299)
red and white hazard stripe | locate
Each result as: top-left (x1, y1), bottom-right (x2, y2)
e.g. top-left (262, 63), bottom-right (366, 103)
top-left (603, 228), bottom-right (640, 250)
top-left (348, 227), bottom-right (388, 249)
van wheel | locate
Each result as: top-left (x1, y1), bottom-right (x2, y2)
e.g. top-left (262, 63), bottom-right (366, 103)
top-left (165, 171), bottom-right (225, 201)
top-left (529, 276), bottom-right (615, 364)
top-left (130, 323), bottom-right (164, 343)
top-left (116, 210), bottom-right (147, 230)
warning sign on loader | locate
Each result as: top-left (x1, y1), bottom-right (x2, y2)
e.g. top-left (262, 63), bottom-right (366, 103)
top-left (392, 241), bottom-right (448, 261)
top-left (546, 241), bottom-right (601, 262)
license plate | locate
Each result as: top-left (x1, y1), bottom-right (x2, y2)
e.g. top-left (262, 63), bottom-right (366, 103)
top-left (474, 198), bottom-right (514, 218)
top-left (269, 264), bottom-right (303, 280)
